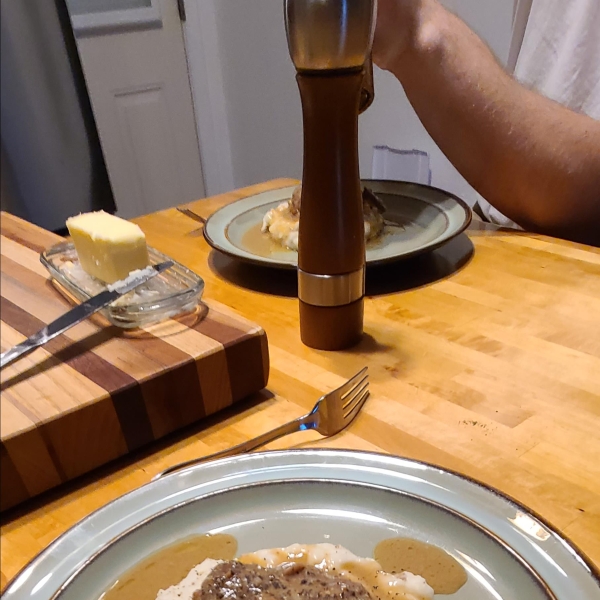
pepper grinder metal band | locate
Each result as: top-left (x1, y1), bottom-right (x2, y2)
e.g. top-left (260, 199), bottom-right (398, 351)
top-left (284, 0), bottom-right (376, 350)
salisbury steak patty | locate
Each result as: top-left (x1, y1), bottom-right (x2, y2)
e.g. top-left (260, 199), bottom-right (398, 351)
top-left (192, 560), bottom-right (373, 600)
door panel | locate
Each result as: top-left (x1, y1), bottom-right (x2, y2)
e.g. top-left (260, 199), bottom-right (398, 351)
top-left (68, 0), bottom-right (161, 36)
top-left (68, 0), bottom-right (205, 218)
top-left (114, 85), bottom-right (183, 215)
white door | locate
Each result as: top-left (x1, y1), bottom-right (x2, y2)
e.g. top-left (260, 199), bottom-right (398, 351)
top-left (67, 0), bottom-right (205, 218)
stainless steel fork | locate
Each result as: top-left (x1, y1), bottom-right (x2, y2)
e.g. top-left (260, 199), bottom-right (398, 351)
top-left (154, 367), bottom-right (369, 479)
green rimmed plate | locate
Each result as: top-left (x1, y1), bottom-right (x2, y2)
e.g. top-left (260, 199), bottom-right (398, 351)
top-left (4, 450), bottom-right (598, 599)
top-left (203, 180), bottom-right (472, 269)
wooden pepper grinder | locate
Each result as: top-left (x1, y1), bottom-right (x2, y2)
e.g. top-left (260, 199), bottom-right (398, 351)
top-left (284, 0), bottom-right (376, 350)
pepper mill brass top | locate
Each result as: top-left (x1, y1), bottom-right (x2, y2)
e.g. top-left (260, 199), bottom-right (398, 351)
top-left (284, 0), bottom-right (376, 350)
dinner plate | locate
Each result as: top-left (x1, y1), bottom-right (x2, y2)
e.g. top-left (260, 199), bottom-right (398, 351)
top-left (5, 450), bottom-right (598, 600)
top-left (203, 180), bottom-right (472, 269)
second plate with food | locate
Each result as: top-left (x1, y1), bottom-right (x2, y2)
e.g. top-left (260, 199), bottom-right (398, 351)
top-left (203, 180), bottom-right (472, 269)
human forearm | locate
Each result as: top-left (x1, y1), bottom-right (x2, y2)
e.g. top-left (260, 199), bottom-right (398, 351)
top-left (373, 0), bottom-right (600, 244)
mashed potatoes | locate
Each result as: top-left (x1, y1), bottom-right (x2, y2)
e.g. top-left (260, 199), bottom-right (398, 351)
top-left (261, 185), bottom-right (386, 251)
top-left (156, 543), bottom-right (434, 600)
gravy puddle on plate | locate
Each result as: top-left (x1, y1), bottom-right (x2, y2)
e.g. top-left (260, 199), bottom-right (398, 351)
top-left (240, 221), bottom-right (403, 259)
top-left (240, 222), bottom-right (293, 257)
top-left (100, 534), bottom-right (237, 600)
top-left (375, 537), bottom-right (468, 595)
top-left (99, 534), bottom-right (466, 599)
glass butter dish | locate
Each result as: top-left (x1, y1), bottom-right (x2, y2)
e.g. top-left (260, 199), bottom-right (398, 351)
top-left (41, 242), bottom-right (204, 328)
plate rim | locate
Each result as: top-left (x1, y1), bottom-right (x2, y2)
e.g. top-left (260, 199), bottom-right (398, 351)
top-left (4, 449), bottom-right (599, 597)
top-left (203, 180), bottom-right (472, 270)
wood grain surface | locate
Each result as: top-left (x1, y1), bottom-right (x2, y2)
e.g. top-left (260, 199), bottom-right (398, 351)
top-left (1, 179), bottom-right (599, 590)
top-left (0, 213), bottom-right (269, 511)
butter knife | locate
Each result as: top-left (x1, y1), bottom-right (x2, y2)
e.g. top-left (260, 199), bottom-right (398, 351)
top-left (0, 261), bottom-right (173, 369)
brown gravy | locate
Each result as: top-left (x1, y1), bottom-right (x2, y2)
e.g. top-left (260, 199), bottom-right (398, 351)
top-left (99, 534), bottom-right (466, 599)
top-left (100, 534), bottom-right (237, 600)
top-left (240, 221), bottom-right (392, 259)
top-left (240, 222), bottom-right (294, 258)
top-left (374, 537), bottom-right (467, 595)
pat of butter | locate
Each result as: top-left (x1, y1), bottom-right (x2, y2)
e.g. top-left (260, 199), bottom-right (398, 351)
top-left (66, 211), bottom-right (149, 284)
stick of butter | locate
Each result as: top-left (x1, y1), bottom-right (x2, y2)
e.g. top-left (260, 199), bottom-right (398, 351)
top-left (66, 211), bottom-right (149, 284)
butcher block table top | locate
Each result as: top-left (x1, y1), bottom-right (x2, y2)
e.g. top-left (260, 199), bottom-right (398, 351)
top-left (2, 178), bottom-right (600, 589)
top-left (0, 213), bottom-right (269, 512)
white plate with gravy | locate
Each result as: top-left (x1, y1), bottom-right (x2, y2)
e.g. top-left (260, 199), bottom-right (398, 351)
top-left (203, 180), bottom-right (472, 269)
top-left (3, 450), bottom-right (599, 600)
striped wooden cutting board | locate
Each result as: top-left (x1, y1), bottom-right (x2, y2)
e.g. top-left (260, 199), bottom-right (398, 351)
top-left (0, 213), bottom-right (270, 511)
